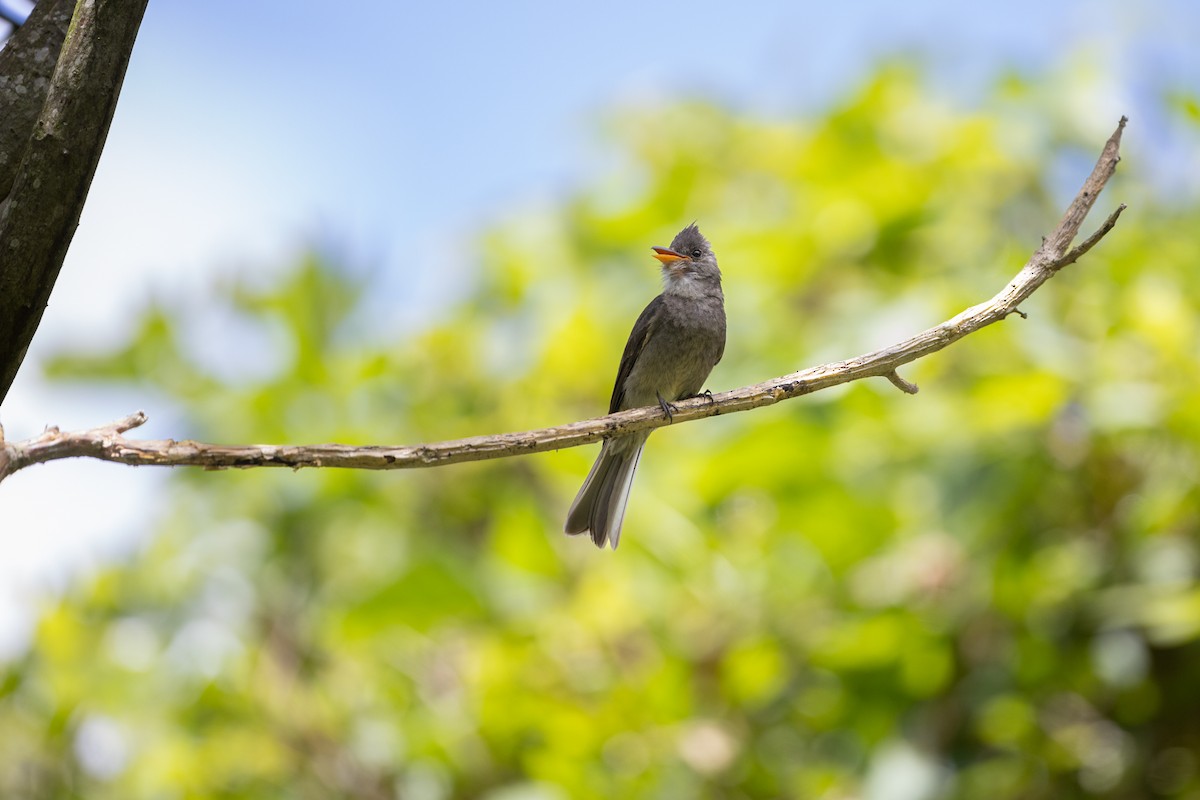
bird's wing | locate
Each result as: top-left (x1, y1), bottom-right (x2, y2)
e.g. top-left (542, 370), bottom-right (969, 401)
top-left (608, 294), bottom-right (664, 413)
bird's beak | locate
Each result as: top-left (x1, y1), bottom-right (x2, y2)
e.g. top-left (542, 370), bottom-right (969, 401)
top-left (651, 246), bottom-right (686, 264)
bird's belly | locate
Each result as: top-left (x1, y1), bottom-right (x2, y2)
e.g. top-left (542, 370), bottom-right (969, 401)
top-left (621, 323), bottom-right (722, 408)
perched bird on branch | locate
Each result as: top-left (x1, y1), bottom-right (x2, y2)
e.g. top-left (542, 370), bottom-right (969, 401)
top-left (565, 223), bottom-right (727, 549)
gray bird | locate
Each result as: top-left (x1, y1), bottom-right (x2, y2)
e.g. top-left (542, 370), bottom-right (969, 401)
top-left (565, 223), bottom-right (726, 549)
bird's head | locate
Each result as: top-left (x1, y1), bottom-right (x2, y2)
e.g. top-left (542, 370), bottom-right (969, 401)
top-left (651, 223), bottom-right (722, 296)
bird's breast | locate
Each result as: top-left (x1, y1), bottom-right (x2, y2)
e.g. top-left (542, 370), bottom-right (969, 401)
top-left (621, 294), bottom-right (726, 407)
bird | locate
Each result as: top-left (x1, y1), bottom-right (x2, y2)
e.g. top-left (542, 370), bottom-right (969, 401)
top-left (564, 223), bottom-right (726, 549)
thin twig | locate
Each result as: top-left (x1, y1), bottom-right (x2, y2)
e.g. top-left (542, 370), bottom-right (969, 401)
top-left (0, 118), bottom-right (1128, 484)
top-left (885, 371), bottom-right (920, 395)
top-left (1059, 204), bottom-right (1127, 267)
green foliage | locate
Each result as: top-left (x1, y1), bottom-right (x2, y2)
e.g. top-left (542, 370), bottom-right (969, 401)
top-left (5, 67), bottom-right (1200, 799)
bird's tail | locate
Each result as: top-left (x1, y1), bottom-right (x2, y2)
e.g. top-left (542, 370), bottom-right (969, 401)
top-left (563, 435), bottom-right (647, 549)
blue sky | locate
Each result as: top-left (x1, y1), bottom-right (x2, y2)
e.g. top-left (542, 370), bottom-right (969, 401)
top-left (0, 0), bottom-right (1197, 655)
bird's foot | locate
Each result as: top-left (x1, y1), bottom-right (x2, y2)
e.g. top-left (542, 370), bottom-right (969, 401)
top-left (656, 392), bottom-right (677, 422)
top-left (680, 389), bottom-right (716, 405)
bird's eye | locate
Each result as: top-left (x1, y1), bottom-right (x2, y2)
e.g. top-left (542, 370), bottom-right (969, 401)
top-left (690, 248), bottom-right (702, 258)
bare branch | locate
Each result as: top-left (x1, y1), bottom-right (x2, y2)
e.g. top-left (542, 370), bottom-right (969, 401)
top-left (1058, 204), bottom-right (1127, 267)
top-left (0, 118), bottom-right (1128, 484)
top-left (885, 371), bottom-right (920, 395)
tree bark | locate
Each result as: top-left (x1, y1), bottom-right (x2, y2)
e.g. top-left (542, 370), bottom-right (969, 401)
top-left (0, 0), bottom-right (75, 194)
top-left (0, 0), bottom-right (149, 403)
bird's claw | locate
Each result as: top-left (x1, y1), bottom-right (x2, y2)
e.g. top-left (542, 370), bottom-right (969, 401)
top-left (656, 392), bottom-right (677, 422)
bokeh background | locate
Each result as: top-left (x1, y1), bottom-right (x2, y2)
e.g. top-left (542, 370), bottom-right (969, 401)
top-left (2, 1), bottom-right (1200, 797)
